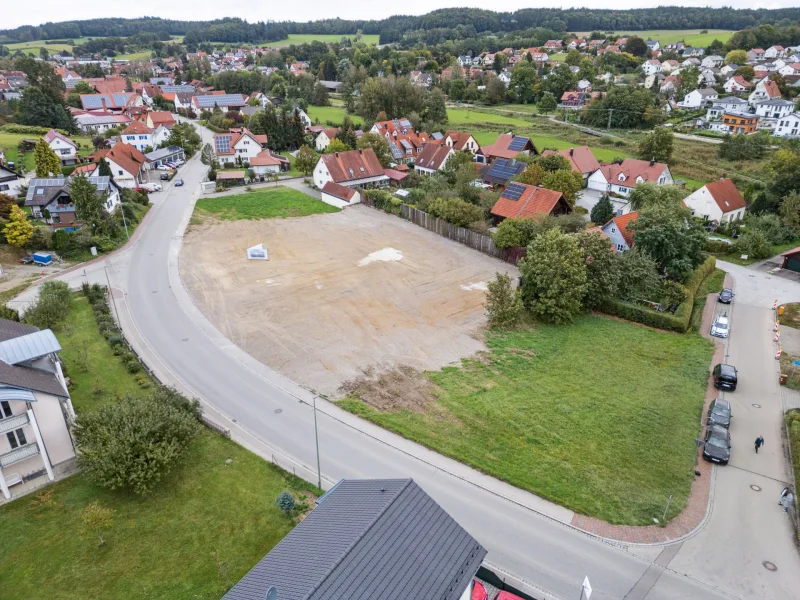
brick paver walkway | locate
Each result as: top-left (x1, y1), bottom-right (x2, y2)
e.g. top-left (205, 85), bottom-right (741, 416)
top-left (571, 277), bottom-right (731, 544)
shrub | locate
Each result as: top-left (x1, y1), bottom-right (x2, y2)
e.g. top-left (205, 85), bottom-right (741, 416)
top-left (426, 197), bottom-right (484, 228)
top-left (599, 298), bottom-right (691, 332)
top-left (73, 392), bottom-right (200, 495)
top-left (29, 227), bottom-right (53, 250)
top-left (706, 239), bottom-right (732, 254)
top-left (276, 491), bottom-right (296, 515)
top-left (485, 272), bottom-right (523, 329)
top-left (731, 230), bottom-right (771, 260)
top-left (24, 281), bottom-right (72, 330)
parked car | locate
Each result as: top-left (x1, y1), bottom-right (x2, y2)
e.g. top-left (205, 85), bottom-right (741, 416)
top-left (711, 313), bottom-right (730, 338)
top-left (703, 424), bottom-right (731, 464)
top-left (140, 182), bottom-right (162, 192)
top-left (159, 172), bottom-right (170, 181)
top-left (175, 178), bottom-right (184, 186)
top-left (173, 159), bottom-right (185, 166)
top-left (707, 398), bottom-right (732, 428)
top-left (156, 165), bottom-right (172, 171)
top-left (472, 581), bottom-right (488, 600)
top-left (713, 363), bottom-right (738, 391)
top-left (18, 255), bottom-right (34, 264)
top-left (718, 288), bottom-right (734, 304)
top-left (164, 161), bottom-right (178, 169)
top-left (493, 592), bottom-right (526, 600)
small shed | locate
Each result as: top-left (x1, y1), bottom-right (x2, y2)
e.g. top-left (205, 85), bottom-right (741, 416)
top-left (781, 246), bottom-right (800, 272)
top-left (215, 170), bottom-right (247, 188)
top-left (320, 181), bottom-right (360, 209)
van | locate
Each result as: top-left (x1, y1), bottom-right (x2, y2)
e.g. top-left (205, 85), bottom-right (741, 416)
top-left (713, 363), bottom-right (737, 391)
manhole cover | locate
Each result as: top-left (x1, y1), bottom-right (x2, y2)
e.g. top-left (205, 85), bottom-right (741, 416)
top-left (751, 485), bottom-right (762, 492)
top-left (753, 403), bottom-right (761, 408)
top-left (152, 290), bottom-right (157, 293)
top-left (181, 338), bottom-right (189, 342)
top-left (274, 408), bottom-right (283, 414)
top-left (763, 561), bottom-right (777, 572)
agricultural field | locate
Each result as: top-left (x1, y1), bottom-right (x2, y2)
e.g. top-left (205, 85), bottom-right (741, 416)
top-left (575, 29), bottom-right (736, 47)
top-left (267, 33), bottom-right (379, 47)
top-left (447, 107), bottom-right (532, 128)
top-left (306, 105), bottom-right (363, 126)
top-left (115, 50), bottom-right (154, 61)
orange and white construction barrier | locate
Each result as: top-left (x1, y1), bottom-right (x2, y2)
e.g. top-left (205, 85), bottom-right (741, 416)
top-left (774, 321), bottom-right (780, 332)
top-left (775, 330), bottom-right (781, 342)
top-left (776, 347), bottom-right (783, 360)
top-left (774, 299), bottom-right (778, 310)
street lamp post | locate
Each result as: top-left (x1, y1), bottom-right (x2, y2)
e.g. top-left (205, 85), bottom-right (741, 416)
top-left (313, 394), bottom-right (322, 490)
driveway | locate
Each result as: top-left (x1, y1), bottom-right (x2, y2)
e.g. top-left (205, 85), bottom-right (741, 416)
top-left (15, 121), bottom-right (800, 600)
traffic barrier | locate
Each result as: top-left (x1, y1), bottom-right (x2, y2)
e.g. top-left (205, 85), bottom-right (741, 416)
top-left (774, 321), bottom-right (780, 332)
top-left (776, 347), bottom-right (783, 360)
top-left (775, 330), bottom-right (781, 342)
top-left (774, 299), bottom-right (778, 310)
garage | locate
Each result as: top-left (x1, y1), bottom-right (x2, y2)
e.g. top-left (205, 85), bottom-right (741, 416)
top-left (781, 246), bottom-right (800, 272)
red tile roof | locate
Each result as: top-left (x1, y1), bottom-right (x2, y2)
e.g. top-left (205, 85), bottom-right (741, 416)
top-left (490, 184), bottom-right (569, 220)
top-left (43, 129), bottom-right (77, 148)
top-left (249, 149), bottom-right (285, 167)
top-left (321, 181), bottom-right (358, 202)
top-left (606, 211), bottom-right (639, 247)
top-left (762, 79), bottom-right (781, 98)
top-left (444, 131), bottom-right (477, 151)
top-left (705, 179), bottom-right (747, 214)
top-left (320, 148), bottom-right (385, 184)
top-left (148, 111), bottom-right (176, 127)
top-left (95, 143), bottom-right (147, 177)
top-left (122, 120), bottom-right (153, 135)
top-left (542, 146), bottom-right (600, 176)
top-left (383, 168), bottom-right (408, 181)
top-left (482, 133), bottom-right (537, 161)
top-left (598, 159), bottom-right (669, 188)
top-left (729, 75), bottom-right (754, 88)
top-left (414, 142), bottom-right (452, 171)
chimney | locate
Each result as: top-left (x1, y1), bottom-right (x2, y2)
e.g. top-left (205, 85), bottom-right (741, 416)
top-left (335, 152), bottom-right (339, 158)
top-left (569, 148), bottom-right (574, 156)
top-left (358, 149), bottom-right (363, 155)
top-left (650, 158), bottom-right (655, 166)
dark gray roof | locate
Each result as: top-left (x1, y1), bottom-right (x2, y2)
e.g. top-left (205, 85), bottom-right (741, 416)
top-left (0, 319), bottom-right (38, 343)
top-left (222, 479), bottom-right (486, 600)
top-left (0, 360), bottom-right (67, 397)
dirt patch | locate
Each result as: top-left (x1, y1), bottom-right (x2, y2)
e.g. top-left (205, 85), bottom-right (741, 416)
top-left (180, 206), bottom-right (518, 396)
top-left (339, 365), bottom-right (437, 412)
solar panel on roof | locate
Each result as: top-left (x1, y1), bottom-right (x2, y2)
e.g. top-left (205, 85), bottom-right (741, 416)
top-left (215, 135), bottom-right (232, 153)
top-left (502, 183), bottom-right (526, 201)
top-left (508, 137), bottom-right (530, 152)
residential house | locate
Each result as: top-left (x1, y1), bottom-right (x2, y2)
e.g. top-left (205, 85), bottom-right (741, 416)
top-left (80, 92), bottom-right (142, 112)
top-left (765, 45), bottom-right (787, 59)
top-left (145, 111), bottom-right (176, 129)
top-left (497, 70), bottom-right (512, 87)
top-left (774, 113), bottom-right (800, 138)
top-left (490, 182), bottom-right (571, 224)
top-left (73, 111), bottom-right (132, 133)
top-left (409, 71), bottom-right (433, 88)
top-left (682, 47), bottom-right (705, 58)
top-left (0, 165), bottom-right (24, 198)
top-left (720, 64), bottom-right (738, 76)
top-left (249, 149), bottom-right (289, 178)
top-left (699, 69), bottom-right (718, 87)
top-left (747, 48), bottom-right (766, 61)
top-left (779, 62), bottom-right (800, 76)
top-left (660, 75), bottom-right (679, 95)
top-left (320, 181), bottom-right (361, 209)
top-left (561, 91), bottom-right (588, 108)
top-left (480, 158), bottom-right (526, 189)
top-left (682, 57), bottom-right (701, 67)
top-left (642, 60), bottom-right (662, 76)
top-left (781, 246), bottom-right (800, 272)
top-left (93, 143), bottom-right (148, 187)
top-left (221, 479), bottom-right (486, 600)
top-left (678, 88), bottom-right (718, 109)
top-left (587, 159), bottom-right (673, 196)
top-left (645, 40), bottom-right (661, 52)
top-left (706, 97), bottom-right (750, 120)
top-left (577, 79), bottom-right (593, 91)
top-left (213, 128), bottom-right (268, 162)
top-left (709, 111), bottom-right (760, 134)
top-left (541, 146), bottom-right (601, 181)
top-left (601, 211), bottom-right (639, 252)
top-left (25, 175), bottom-right (121, 225)
top-left (414, 142), bottom-right (455, 175)
top-left (370, 118), bottom-right (429, 163)
top-left (544, 40), bottom-right (563, 51)
top-left (748, 79), bottom-right (782, 105)
top-left (683, 178), bottom-right (746, 224)
top-left (444, 131), bottom-right (481, 156)
top-left (314, 127), bottom-right (340, 152)
top-left (701, 55), bottom-right (724, 69)
top-left (457, 55), bottom-right (474, 67)
top-left (120, 121), bottom-right (170, 152)
top-left (480, 133), bottom-right (538, 163)
top-left (615, 38), bottom-right (629, 49)
top-left (754, 98), bottom-right (795, 120)
top-left (665, 42), bottom-right (686, 53)
top-left (313, 148), bottom-right (389, 189)
top-left (191, 93), bottom-right (247, 113)
top-left (0, 319), bottom-right (77, 502)
top-left (42, 130), bottom-right (78, 166)
top-left (723, 75), bottom-right (754, 95)
top-left (661, 59), bottom-right (680, 73)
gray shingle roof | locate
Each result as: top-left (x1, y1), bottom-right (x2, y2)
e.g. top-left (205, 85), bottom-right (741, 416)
top-left (0, 319), bottom-right (38, 343)
top-left (222, 479), bottom-right (487, 600)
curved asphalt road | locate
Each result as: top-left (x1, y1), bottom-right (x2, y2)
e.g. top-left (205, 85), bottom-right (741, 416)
top-left (49, 121), bottom-right (799, 600)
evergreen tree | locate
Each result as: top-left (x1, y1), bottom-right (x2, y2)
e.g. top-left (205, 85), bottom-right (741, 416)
top-left (70, 174), bottom-right (104, 231)
top-left (5, 205), bottom-right (33, 248)
top-left (98, 158), bottom-right (112, 178)
top-left (590, 194), bottom-right (614, 225)
top-left (34, 138), bottom-right (62, 177)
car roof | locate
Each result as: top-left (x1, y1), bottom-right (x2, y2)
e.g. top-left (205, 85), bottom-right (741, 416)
top-left (716, 315), bottom-right (729, 323)
top-left (712, 398), bottom-right (731, 409)
top-left (722, 288), bottom-right (732, 293)
top-left (719, 363), bottom-right (736, 374)
top-left (709, 424), bottom-right (729, 437)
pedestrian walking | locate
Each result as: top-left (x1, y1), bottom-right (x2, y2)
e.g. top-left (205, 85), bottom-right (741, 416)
top-left (779, 487), bottom-right (790, 505)
top-left (781, 492), bottom-right (794, 514)
top-left (755, 435), bottom-right (765, 453)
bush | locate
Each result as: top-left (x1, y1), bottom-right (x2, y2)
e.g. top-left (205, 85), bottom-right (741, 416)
top-left (599, 298), bottom-right (691, 332)
top-left (426, 197), bottom-right (484, 228)
top-left (24, 281), bottom-right (72, 330)
top-left (73, 392), bottom-right (200, 495)
top-left (706, 239), bottom-right (732, 254)
top-left (29, 227), bottom-right (53, 250)
top-left (276, 491), bottom-right (296, 515)
top-left (731, 230), bottom-right (771, 260)
top-left (0, 124), bottom-right (66, 135)
top-left (485, 272), bottom-right (522, 329)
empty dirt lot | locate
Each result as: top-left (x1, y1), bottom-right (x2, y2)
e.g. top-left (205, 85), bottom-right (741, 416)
top-left (181, 206), bottom-right (518, 396)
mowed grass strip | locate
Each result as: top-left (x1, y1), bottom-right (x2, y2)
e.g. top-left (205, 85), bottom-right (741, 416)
top-left (0, 431), bottom-right (311, 600)
top-left (306, 105), bottom-right (363, 126)
top-left (195, 187), bottom-right (339, 220)
top-left (340, 315), bottom-right (712, 525)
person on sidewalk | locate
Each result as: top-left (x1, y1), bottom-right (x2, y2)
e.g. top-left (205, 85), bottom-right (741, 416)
top-left (779, 487), bottom-right (790, 505)
top-left (781, 492), bottom-right (794, 514)
top-left (755, 435), bottom-right (765, 453)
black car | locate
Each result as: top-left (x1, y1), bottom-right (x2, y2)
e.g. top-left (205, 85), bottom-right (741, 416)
top-left (718, 288), bottom-right (734, 304)
top-left (18, 255), bottom-right (34, 265)
top-left (713, 363), bottom-right (737, 391)
top-left (703, 425), bottom-right (731, 464)
top-left (175, 178), bottom-right (184, 186)
top-left (160, 172), bottom-right (170, 181)
top-left (707, 398), bottom-right (732, 428)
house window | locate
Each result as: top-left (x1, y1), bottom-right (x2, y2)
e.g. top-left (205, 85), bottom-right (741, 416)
top-left (611, 227), bottom-right (616, 233)
top-left (6, 427), bottom-right (27, 449)
top-left (0, 400), bottom-right (11, 419)
top-left (118, 170), bottom-right (123, 176)
top-left (616, 244), bottom-right (625, 251)
top-left (0, 185), bottom-right (8, 192)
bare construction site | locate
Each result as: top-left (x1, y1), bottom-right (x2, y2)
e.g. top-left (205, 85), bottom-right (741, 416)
top-left (181, 205), bottom-right (518, 396)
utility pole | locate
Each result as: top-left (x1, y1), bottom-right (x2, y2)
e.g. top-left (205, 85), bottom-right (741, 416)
top-left (103, 264), bottom-right (122, 326)
top-left (313, 394), bottom-right (322, 490)
top-left (606, 108), bottom-right (614, 130)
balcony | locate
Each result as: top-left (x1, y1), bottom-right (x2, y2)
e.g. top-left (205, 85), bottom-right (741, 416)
top-left (0, 412), bottom-right (29, 435)
top-left (0, 442), bottom-right (39, 468)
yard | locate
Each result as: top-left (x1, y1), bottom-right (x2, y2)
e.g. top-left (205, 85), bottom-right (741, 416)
top-left (0, 132), bottom-right (94, 174)
top-left (447, 107), bottom-right (532, 128)
top-left (716, 241), bottom-right (800, 266)
top-left (306, 105), bottom-right (363, 126)
top-left (194, 187), bottom-right (338, 221)
top-left (339, 316), bottom-right (713, 525)
top-left (181, 205), bottom-right (518, 396)
top-left (0, 292), bottom-right (316, 600)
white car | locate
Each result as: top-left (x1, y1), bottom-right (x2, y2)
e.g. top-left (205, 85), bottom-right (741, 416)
top-left (156, 165), bottom-right (173, 171)
top-left (711, 314), bottom-right (729, 339)
top-left (140, 183), bottom-right (162, 192)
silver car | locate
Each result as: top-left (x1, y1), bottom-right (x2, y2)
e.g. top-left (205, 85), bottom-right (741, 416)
top-left (711, 314), bottom-right (730, 338)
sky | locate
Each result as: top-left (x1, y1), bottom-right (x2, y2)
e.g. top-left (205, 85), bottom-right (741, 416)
top-left (3, 1), bottom-right (797, 30)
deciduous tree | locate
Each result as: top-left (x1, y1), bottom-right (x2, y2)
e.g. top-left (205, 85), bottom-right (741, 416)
top-left (357, 132), bottom-right (392, 167)
top-left (541, 169), bottom-right (582, 205)
top-left (34, 138), bottom-right (62, 177)
top-left (324, 138), bottom-right (352, 153)
top-left (70, 174), bottom-right (104, 231)
top-left (637, 127), bottom-right (674, 163)
top-left (485, 272), bottom-right (523, 329)
top-left (629, 207), bottom-right (706, 278)
top-left (5, 205), bottom-right (33, 248)
top-left (577, 230), bottom-right (619, 308)
top-left (295, 145), bottom-right (318, 175)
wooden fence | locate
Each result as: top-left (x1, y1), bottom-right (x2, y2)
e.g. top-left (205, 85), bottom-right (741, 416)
top-left (363, 200), bottom-right (525, 265)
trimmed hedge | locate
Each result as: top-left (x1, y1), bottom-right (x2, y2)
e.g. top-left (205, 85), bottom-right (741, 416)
top-left (0, 124), bottom-right (69, 135)
top-left (600, 256), bottom-right (716, 333)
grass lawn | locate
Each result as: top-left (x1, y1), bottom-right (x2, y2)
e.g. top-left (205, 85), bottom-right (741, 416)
top-left (0, 292), bottom-right (318, 600)
top-left (548, 52), bottom-right (567, 62)
top-left (339, 315), bottom-right (713, 525)
top-left (6, 41), bottom-right (73, 55)
top-left (575, 29), bottom-right (735, 47)
top-left (0, 132), bottom-right (93, 174)
top-left (267, 33), bottom-right (379, 47)
top-left (115, 50), bottom-right (153, 61)
top-left (447, 107), bottom-right (532, 128)
top-left (306, 105), bottom-right (362, 126)
top-left (195, 187), bottom-right (338, 221)
top-left (718, 241), bottom-right (800, 266)
top-left (780, 303), bottom-right (800, 329)
top-left (493, 103), bottom-right (539, 114)
top-left (277, 151), bottom-right (303, 177)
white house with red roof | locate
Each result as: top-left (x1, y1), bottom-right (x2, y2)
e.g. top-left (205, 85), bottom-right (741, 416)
top-left (765, 45), bottom-right (787, 59)
top-left (213, 128), bottom-right (268, 162)
top-left (748, 79), bottom-right (782, 106)
top-left (601, 212), bottom-right (639, 252)
top-left (723, 76), bottom-right (754, 95)
top-left (120, 121), bottom-right (171, 153)
top-left (43, 130), bottom-right (78, 166)
top-left (587, 159), bottom-right (673, 197)
top-left (313, 148), bottom-right (389, 189)
top-left (320, 181), bottom-right (361, 209)
top-left (683, 178), bottom-right (747, 224)
top-left (642, 60), bottom-right (662, 76)
top-left (93, 143), bottom-right (148, 188)
top-left (414, 143), bottom-right (455, 175)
